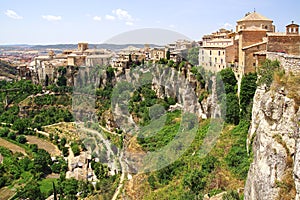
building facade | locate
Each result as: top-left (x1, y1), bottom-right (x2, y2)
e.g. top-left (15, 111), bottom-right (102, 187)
top-left (199, 29), bottom-right (233, 72)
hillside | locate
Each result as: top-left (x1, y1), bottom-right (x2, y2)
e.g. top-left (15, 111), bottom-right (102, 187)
top-left (0, 60), bottom-right (17, 80)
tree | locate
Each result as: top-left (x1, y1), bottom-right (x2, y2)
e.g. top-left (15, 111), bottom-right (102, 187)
top-left (183, 170), bottom-right (206, 194)
top-left (187, 47), bottom-right (199, 66)
top-left (33, 149), bottom-right (52, 175)
top-left (240, 72), bottom-right (257, 120)
top-left (93, 162), bottom-right (108, 180)
top-left (7, 132), bottom-right (16, 140)
top-left (53, 182), bottom-right (57, 200)
top-left (17, 180), bottom-right (44, 200)
top-left (225, 93), bottom-right (240, 125)
top-left (29, 144), bottom-right (38, 152)
top-left (166, 50), bottom-right (170, 60)
top-left (71, 143), bottom-right (80, 156)
top-left (0, 128), bottom-right (9, 137)
top-left (62, 178), bottom-right (78, 199)
top-left (128, 54), bottom-right (132, 63)
top-left (57, 76), bottom-right (67, 87)
top-left (257, 59), bottom-right (280, 89)
top-left (16, 135), bottom-right (27, 144)
top-left (60, 137), bottom-right (67, 147)
top-left (12, 118), bottom-right (29, 134)
top-left (218, 68), bottom-right (237, 94)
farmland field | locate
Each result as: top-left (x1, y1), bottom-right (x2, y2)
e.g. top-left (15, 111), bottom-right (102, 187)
top-left (0, 138), bottom-right (26, 155)
top-left (0, 187), bottom-right (15, 200)
top-left (26, 136), bottom-right (61, 156)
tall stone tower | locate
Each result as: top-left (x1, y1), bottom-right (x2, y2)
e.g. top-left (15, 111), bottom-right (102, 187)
top-left (235, 12), bottom-right (275, 78)
top-left (78, 42), bottom-right (88, 52)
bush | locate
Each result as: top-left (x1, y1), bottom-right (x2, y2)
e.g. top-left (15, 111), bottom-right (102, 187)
top-left (16, 135), bottom-right (27, 144)
top-left (29, 144), bottom-right (38, 152)
top-left (71, 143), bottom-right (80, 156)
top-left (0, 128), bottom-right (9, 137)
top-left (183, 170), bottom-right (206, 195)
top-left (222, 190), bottom-right (240, 200)
top-left (240, 73), bottom-right (257, 120)
top-left (7, 132), bottom-right (16, 140)
top-left (257, 59), bottom-right (280, 89)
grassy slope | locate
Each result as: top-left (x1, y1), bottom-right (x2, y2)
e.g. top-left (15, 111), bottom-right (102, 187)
top-left (126, 119), bottom-right (250, 199)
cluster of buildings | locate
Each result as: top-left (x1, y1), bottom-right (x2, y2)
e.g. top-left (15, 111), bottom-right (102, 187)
top-left (199, 11), bottom-right (300, 80)
top-left (14, 40), bottom-right (195, 85)
top-left (2, 11), bottom-right (300, 85)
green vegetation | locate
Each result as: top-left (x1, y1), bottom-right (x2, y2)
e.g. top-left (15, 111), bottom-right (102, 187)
top-left (240, 73), bottom-right (257, 121)
top-left (217, 68), bottom-right (239, 125)
top-left (137, 110), bottom-right (181, 152)
top-left (225, 121), bottom-right (252, 179)
top-left (257, 59), bottom-right (280, 89)
top-left (140, 118), bottom-right (249, 200)
top-left (187, 47), bottom-right (199, 66)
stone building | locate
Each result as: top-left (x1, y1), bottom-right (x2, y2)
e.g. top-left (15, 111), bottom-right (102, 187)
top-left (199, 28), bottom-right (234, 72)
top-left (150, 48), bottom-right (166, 62)
top-left (225, 11), bottom-right (276, 79)
top-left (223, 12), bottom-right (300, 80)
top-left (31, 43), bottom-right (113, 85)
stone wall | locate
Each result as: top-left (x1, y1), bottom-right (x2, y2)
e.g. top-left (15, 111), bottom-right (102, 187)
top-left (268, 35), bottom-right (300, 55)
top-left (267, 52), bottom-right (300, 74)
top-left (244, 43), bottom-right (267, 74)
top-left (241, 30), bottom-right (267, 48)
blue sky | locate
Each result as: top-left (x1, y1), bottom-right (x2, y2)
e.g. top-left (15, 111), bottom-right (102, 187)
top-left (1, 0), bottom-right (300, 44)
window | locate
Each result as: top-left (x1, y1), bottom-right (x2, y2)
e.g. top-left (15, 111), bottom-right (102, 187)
top-left (202, 50), bottom-right (204, 55)
top-left (218, 51), bottom-right (220, 56)
top-left (253, 63), bottom-right (256, 67)
top-left (210, 50), bottom-right (212, 55)
top-left (215, 58), bottom-right (217, 63)
top-left (221, 59), bottom-right (223, 64)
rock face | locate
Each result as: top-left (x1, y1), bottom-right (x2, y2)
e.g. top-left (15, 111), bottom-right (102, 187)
top-left (244, 86), bottom-right (300, 200)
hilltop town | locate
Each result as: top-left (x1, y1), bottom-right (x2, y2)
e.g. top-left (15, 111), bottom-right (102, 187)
top-left (1, 11), bottom-right (300, 85)
top-left (1, 11), bottom-right (300, 200)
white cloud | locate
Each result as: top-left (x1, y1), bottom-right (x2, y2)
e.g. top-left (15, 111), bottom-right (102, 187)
top-left (93, 16), bottom-right (102, 21)
top-left (112, 9), bottom-right (133, 21)
top-left (105, 15), bottom-right (115, 20)
top-left (42, 15), bottom-right (62, 21)
top-left (125, 21), bottom-right (134, 26)
top-left (223, 22), bottom-right (233, 29)
top-left (4, 9), bottom-right (23, 19)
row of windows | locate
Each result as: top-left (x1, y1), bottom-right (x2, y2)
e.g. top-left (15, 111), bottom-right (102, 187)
top-left (201, 57), bottom-right (224, 64)
top-left (205, 62), bottom-right (226, 69)
top-left (201, 50), bottom-right (225, 56)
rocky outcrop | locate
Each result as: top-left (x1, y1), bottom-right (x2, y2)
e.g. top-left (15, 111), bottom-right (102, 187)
top-left (244, 86), bottom-right (300, 200)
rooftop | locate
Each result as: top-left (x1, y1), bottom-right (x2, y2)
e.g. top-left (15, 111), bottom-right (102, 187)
top-left (237, 12), bottom-right (273, 23)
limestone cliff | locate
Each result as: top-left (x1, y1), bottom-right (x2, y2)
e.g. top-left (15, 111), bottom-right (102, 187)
top-left (244, 86), bottom-right (300, 200)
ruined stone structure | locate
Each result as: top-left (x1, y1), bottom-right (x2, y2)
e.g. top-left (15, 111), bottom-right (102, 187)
top-left (266, 52), bottom-right (300, 74)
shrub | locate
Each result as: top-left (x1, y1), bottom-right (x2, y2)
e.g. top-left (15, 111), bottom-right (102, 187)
top-left (0, 128), bottom-right (9, 137)
top-left (16, 135), bottom-right (27, 144)
top-left (7, 132), bottom-right (16, 140)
